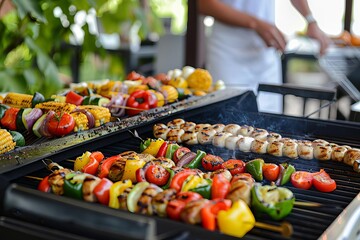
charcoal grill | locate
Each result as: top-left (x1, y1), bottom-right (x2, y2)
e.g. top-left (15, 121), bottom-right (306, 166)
top-left (1, 90), bottom-right (360, 240)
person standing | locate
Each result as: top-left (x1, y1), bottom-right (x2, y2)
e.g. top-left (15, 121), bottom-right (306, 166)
top-left (197, 0), bottom-right (331, 113)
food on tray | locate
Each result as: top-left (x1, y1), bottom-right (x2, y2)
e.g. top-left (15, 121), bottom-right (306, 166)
top-left (154, 118), bottom-right (360, 172)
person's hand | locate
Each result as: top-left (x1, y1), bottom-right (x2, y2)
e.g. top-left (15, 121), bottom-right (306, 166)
top-left (253, 18), bottom-right (286, 52)
top-left (306, 22), bottom-right (331, 55)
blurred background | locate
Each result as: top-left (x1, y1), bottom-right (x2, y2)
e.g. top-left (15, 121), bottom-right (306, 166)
top-left (1, 0), bottom-right (360, 119)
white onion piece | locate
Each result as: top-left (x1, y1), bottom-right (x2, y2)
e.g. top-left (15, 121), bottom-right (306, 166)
top-left (25, 108), bottom-right (43, 130)
top-left (39, 111), bottom-right (55, 138)
top-left (72, 108), bottom-right (95, 129)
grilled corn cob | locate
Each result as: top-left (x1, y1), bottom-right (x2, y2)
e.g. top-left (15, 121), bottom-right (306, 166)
top-left (3, 92), bottom-right (33, 108)
top-left (35, 102), bottom-right (76, 113)
top-left (0, 129), bottom-right (16, 154)
top-left (78, 105), bottom-right (110, 127)
top-left (70, 112), bottom-right (89, 132)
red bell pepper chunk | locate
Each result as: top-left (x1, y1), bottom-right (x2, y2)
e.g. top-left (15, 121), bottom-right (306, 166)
top-left (38, 176), bottom-right (51, 193)
top-left (126, 90), bottom-right (158, 116)
top-left (97, 155), bottom-right (121, 178)
top-left (211, 173), bottom-right (231, 200)
top-left (1, 108), bottom-right (19, 131)
top-left (176, 191), bottom-right (203, 204)
top-left (82, 151), bottom-right (104, 175)
top-left (156, 141), bottom-right (168, 158)
top-left (166, 199), bottom-right (186, 221)
top-left (93, 178), bottom-right (113, 205)
top-left (170, 169), bottom-right (198, 192)
top-left (66, 91), bottom-right (84, 105)
top-left (201, 199), bottom-right (232, 231)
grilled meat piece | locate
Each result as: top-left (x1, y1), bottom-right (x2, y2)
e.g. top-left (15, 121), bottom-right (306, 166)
top-left (194, 124), bottom-right (212, 132)
top-left (250, 139), bottom-right (269, 154)
top-left (153, 124), bottom-right (170, 140)
top-left (211, 123), bottom-right (225, 133)
top-left (223, 124), bottom-right (241, 135)
top-left (251, 128), bottom-right (269, 141)
top-left (48, 168), bottom-right (71, 195)
top-left (238, 136), bottom-right (255, 152)
top-left (108, 158), bottom-right (126, 182)
top-left (137, 153), bottom-right (155, 162)
top-left (225, 135), bottom-right (243, 150)
top-left (212, 132), bottom-right (232, 148)
top-left (180, 121), bottom-right (196, 132)
top-left (331, 145), bottom-right (350, 162)
top-left (267, 140), bottom-right (284, 157)
top-left (197, 127), bottom-right (217, 145)
top-left (180, 199), bottom-right (209, 225)
top-left (82, 175), bottom-right (101, 202)
top-left (343, 149), bottom-right (360, 166)
top-left (237, 125), bottom-right (255, 136)
top-left (118, 186), bottom-right (133, 211)
top-left (137, 184), bottom-right (163, 215)
top-left (167, 118), bottom-right (185, 129)
top-left (152, 188), bottom-right (177, 217)
top-left (167, 128), bottom-right (185, 143)
top-left (297, 140), bottom-right (314, 160)
top-left (266, 132), bottom-right (282, 143)
top-left (181, 131), bottom-right (199, 145)
top-left (282, 139), bottom-right (298, 159)
top-left (314, 144), bottom-right (332, 161)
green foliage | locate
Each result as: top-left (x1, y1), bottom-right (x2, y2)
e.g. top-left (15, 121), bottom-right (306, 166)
top-left (0, 0), bottom-right (164, 97)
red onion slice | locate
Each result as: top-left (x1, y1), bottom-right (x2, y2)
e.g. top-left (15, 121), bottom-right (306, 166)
top-left (39, 111), bottom-right (55, 138)
top-left (25, 108), bottom-right (43, 130)
top-left (72, 108), bottom-right (95, 129)
top-left (105, 94), bottom-right (127, 117)
top-left (176, 152), bottom-right (197, 168)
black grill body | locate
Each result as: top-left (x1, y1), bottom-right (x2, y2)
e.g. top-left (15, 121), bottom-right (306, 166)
top-left (1, 90), bottom-right (360, 240)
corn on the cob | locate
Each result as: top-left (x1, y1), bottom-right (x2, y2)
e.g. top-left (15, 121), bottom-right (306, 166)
top-left (0, 129), bottom-right (16, 154)
top-left (35, 102), bottom-right (76, 113)
top-left (3, 92), bottom-right (33, 108)
top-left (78, 105), bottom-right (111, 127)
top-left (70, 112), bottom-right (89, 132)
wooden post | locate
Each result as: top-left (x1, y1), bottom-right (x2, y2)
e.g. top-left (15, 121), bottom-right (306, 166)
top-left (185, 0), bottom-right (205, 68)
top-left (344, 0), bottom-right (353, 32)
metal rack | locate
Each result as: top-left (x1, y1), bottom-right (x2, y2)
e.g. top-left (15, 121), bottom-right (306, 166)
top-left (319, 47), bottom-right (360, 101)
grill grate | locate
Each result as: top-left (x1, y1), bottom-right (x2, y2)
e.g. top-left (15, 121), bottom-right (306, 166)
top-left (2, 92), bottom-right (360, 240)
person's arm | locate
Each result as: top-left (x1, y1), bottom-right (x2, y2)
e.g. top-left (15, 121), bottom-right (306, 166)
top-left (197, 0), bottom-right (286, 51)
top-left (290, 0), bottom-right (331, 55)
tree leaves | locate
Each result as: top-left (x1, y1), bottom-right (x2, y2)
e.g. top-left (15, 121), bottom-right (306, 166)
top-left (12, 0), bottom-right (47, 23)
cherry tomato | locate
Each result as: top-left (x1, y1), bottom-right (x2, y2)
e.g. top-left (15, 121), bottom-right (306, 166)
top-left (173, 147), bottom-right (191, 164)
top-left (221, 159), bottom-right (246, 175)
top-left (312, 169), bottom-right (336, 192)
top-left (145, 165), bottom-right (170, 186)
top-left (47, 112), bottom-right (75, 136)
top-left (166, 199), bottom-right (186, 221)
top-left (263, 163), bottom-right (280, 182)
top-left (65, 91), bottom-right (84, 105)
top-left (201, 154), bottom-right (224, 171)
top-left (291, 171), bottom-right (313, 190)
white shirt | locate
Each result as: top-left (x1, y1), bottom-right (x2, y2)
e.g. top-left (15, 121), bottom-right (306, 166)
top-left (206, 0), bottom-right (282, 113)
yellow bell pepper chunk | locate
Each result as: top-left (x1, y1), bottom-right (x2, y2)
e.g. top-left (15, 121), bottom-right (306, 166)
top-left (108, 179), bottom-right (132, 209)
top-left (73, 151), bottom-right (91, 172)
top-left (142, 138), bottom-right (165, 156)
top-left (181, 175), bottom-right (203, 192)
top-left (121, 157), bottom-right (146, 183)
top-left (218, 200), bottom-right (255, 238)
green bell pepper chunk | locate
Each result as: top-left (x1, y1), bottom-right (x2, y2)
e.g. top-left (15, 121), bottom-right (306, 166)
top-left (185, 150), bottom-right (206, 169)
top-left (139, 139), bottom-right (151, 152)
top-left (165, 143), bottom-right (180, 159)
top-left (277, 163), bottom-right (296, 185)
top-left (162, 168), bottom-right (175, 190)
top-left (251, 183), bottom-right (295, 220)
top-left (63, 172), bottom-right (86, 200)
top-left (245, 158), bottom-right (264, 181)
top-left (190, 184), bottom-right (211, 199)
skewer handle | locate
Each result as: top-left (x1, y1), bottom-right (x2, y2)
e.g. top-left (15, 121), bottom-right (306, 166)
top-left (255, 221), bottom-right (293, 237)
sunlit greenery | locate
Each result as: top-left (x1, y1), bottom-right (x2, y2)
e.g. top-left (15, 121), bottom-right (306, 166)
top-left (0, 0), bottom-right (168, 97)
